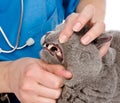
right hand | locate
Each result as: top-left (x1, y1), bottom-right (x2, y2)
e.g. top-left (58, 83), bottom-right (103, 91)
top-left (7, 58), bottom-right (72, 103)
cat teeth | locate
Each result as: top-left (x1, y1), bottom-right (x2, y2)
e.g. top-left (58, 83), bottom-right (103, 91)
top-left (43, 44), bottom-right (46, 47)
top-left (48, 44), bottom-right (54, 50)
top-left (43, 43), bottom-right (54, 49)
top-left (43, 44), bottom-right (47, 47)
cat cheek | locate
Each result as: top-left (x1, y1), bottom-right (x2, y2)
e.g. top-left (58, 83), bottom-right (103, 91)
top-left (79, 52), bottom-right (91, 63)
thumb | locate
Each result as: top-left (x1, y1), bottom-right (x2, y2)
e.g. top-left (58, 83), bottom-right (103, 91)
top-left (39, 60), bottom-right (72, 79)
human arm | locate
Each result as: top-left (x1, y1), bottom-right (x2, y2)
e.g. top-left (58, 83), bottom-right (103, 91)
top-left (76, 0), bottom-right (106, 22)
top-left (0, 61), bottom-right (11, 93)
top-left (59, 0), bottom-right (109, 57)
top-left (0, 58), bottom-right (72, 103)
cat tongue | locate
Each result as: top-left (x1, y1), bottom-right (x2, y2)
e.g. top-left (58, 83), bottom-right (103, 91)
top-left (56, 51), bottom-right (62, 57)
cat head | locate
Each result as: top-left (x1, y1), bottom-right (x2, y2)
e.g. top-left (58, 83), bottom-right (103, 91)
top-left (40, 23), bottom-right (112, 86)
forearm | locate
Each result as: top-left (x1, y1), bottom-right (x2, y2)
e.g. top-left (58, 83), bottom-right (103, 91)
top-left (76, 0), bottom-right (106, 22)
top-left (0, 61), bottom-right (11, 93)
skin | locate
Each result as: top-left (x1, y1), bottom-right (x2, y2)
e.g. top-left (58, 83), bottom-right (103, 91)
top-left (0, 0), bottom-right (107, 103)
top-left (59, 0), bottom-right (109, 57)
top-left (0, 58), bottom-right (72, 103)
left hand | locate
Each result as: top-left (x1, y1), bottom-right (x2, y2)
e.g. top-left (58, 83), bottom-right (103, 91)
top-left (59, 5), bottom-right (109, 57)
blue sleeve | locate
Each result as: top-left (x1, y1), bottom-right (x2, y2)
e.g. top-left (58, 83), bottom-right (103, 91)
top-left (63, 0), bottom-right (80, 17)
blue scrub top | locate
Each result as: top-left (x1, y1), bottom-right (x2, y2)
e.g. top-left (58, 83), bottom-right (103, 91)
top-left (0, 0), bottom-right (79, 102)
top-left (0, 0), bottom-right (80, 61)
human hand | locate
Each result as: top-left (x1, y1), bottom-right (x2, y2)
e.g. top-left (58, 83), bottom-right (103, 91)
top-left (59, 5), bottom-right (109, 57)
top-left (7, 58), bottom-right (72, 103)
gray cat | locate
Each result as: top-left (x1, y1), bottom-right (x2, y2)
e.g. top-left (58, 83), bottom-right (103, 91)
top-left (40, 23), bottom-right (120, 103)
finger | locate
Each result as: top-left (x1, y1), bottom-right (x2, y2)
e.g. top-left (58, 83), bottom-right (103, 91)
top-left (40, 60), bottom-right (72, 79)
top-left (59, 5), bottom-right (95, 43)
top-left (20, 92), bottom-right (56, 103)
top-left (36, 84), bottom-right (62, 99)
top-left (99, 42), bottom-right (111, 58)
top-left (59, 13), bottom-right (79, 43)
top-left (81, 21), bottom-right (105, 45)
top-left (20, 78), bottom-right (62, 99)
top-left (24, 62), bottom-right (64, 89)
top-left (36, 96), bottom-right (56, 103)
top-left (24, 81), bottom-right (62, 99)
top-left (39, 69), bottom-right (64, 89)
top-left (73, 4), bottom-right (95, 32)
top-left (45, 64), bottom-right (72, 79)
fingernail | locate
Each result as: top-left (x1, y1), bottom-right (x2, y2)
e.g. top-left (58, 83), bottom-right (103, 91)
top-left (81, 36), bottom-right (91, 45)
top-left (73, 22), bottom-right (82, 32)
top-left (59, 35), bottom-right (68, 43)
top-left (66, 71), bottom-right (72, 78)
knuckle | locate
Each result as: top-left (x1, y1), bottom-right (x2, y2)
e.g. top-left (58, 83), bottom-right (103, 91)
top-left (20, 82), bottom-right (28, 91)
top-left (60, 31), bottom-right (72, 41)
top-left (54, 89), bottom-right (62, 99)
top-left (66, 13), bottom-right (78, 21)
top-left (56, 64), bottom-right (65, 70)
top-left (59, 65), bottom-right (65, 69)
top-left (24, 69), bottom-right (32, 77)
top-left (54, 78), bottom-right (63, 88)
top-left (65, 16), bottom-right (71, 23)
top-left (76, 16), bottom-right (86, 26)
top-left (65, 15), bottom-right (73, 23)
top-left (20, 80), bottom-right (31, 91)
top-left (24, 63), bottom-right (39, 77)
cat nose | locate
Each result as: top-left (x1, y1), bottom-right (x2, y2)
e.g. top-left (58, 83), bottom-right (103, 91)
top-left (40, 35), bottom-right (46, 45)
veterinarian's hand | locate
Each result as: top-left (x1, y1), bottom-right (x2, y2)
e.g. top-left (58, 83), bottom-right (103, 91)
top-left (7, 58), bottom-right (72, 103)
top-left (59, 4), bottom-right (109, 57)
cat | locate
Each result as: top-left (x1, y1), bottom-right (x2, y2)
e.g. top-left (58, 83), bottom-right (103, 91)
top-left (40, 23), bottom-right (120, 103)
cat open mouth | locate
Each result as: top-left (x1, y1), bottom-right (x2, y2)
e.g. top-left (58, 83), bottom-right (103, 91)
top-left (43, 43), bottom-right (63, 62)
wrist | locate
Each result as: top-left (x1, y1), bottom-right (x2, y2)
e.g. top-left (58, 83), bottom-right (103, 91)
top-left (0, 61), bottom-right (12, 93)
top-left (76, 0), bottom-right (106, 23)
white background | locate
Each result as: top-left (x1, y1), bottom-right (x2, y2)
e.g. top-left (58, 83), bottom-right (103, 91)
top-left (105, 0), bottom-right (120, 31)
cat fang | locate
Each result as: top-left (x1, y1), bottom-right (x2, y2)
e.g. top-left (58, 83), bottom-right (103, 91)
top-left (43, 43), bottom-right (63, 62)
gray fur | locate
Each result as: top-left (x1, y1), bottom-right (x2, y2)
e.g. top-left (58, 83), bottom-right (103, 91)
top-left (40, 23), bottom-right (120, 103)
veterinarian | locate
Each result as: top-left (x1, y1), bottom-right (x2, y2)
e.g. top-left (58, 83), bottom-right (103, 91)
top-left (0, 0), bottom-right (108, 103)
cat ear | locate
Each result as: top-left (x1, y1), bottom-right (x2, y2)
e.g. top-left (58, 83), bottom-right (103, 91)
top-left (93, 35), bottom-right (113, 49)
